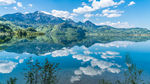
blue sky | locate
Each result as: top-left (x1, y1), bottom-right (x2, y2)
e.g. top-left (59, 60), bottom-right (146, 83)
top-left (0, 0), bottom-right (150, 28)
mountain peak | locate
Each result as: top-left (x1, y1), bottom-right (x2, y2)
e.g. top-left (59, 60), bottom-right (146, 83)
top-left (84, 20), bottom-right (98, 28)
top-left (84, 20), bottom-right (92, 23)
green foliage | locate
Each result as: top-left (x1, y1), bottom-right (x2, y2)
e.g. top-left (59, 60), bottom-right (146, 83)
top-left (50, 23), bottom-right (86, 45)
top-left (24, 57), bottom-right (59, 84)
top-left (2, 11), bottom-right (64, 28)
top-left (0, 36), bottom-right (12, 44)
top-left (0, 21), bottom-right (22, 31)
top-left (0, 24), bottom-right (13, 35)
top-left (90, 27), bottom-right (150, 36)
top-left (7, 77), bottom-right (17, 84)
top-left (26, 27), bottom-right (37, 32)
top-left (123, 55), bottom-right (144, 84)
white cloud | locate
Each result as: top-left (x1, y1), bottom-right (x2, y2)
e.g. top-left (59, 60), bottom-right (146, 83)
top-left (101, 55), bottom-right (121, 59)
top-left (52, 49), bottom-right (70, 57)
top-left (17, 2), bottom-right (23, 7)
top-left (73, 0), bottom-right (125, 14)
top-left (71, 66), bottom-right (103, 83)
top-left (52, 48), bottom-right (76, 57)
top-left (91, 60), bottom-right (114, 69)
top-left (92, 0), bottom-right (116, 9)
top-left (84, 13), bottom-right (94, 18)
top-left (70, 76), bottom-right (81, 83)
top-left (83, 50), bottom-right (93, 55)
top-left (13, 6), bottom-right (17, 10)
top-left (93, 41), bottom-right (134, 48)
top-left (24, 12), bottom-right (29, 14)
top-left (15, 56), bottom-right (19, 59)
top-left (0, 0), bottom-right (16, 5)
top-left (79, 66), bottom-right (103, 76)
top-left (96, 21), bottom-right (135, 28)
top-left (73, 5), bottom-right (94, 14)
top-left (102, 8), bottom-right (124, 18)
top-left (83, 18), bottom-right (90, 22)
top-left (0, 61), bottom-right (18, 73)
top-left (95, 13), bottom-right (102, 17)
top-left (74, 70), bottom-right (82, 75)
top-left (105, 51), bottom-right (119, 55)
top-left (76, 66), bottom-right (103, 76)
top-left (101, 51), bottom-right (121, 59)
top-left (72, 55), bottom-right (96, 62)
top-left (40, 10), bottom-right (77, 20)
top-left (107, 68), bottom-right (120, 73)
top-left (51, 10), bottom-right (70, 18)
top-left (128, 1), bottom-right (135, 6)
top-left (19, 59), bottom-right (24, 63)
top-left (41, 11), bottom-right (51, 15)
top-left (51, 10), bottom-right (77, 19)
top-left (117, 0), bottom-right (125, 5)
top-left (28, 4), bottom-right (33, 7)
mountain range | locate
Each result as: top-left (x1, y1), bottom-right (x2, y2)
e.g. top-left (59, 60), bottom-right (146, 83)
top-left (0, 11), bottom-right (150, 36)
top-left (1, 11), bottom-right (108, 29)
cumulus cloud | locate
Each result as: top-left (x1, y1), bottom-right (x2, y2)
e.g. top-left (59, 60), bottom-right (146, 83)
top-left (93, 41), bottom-right (134, 48)
top-left (71, 66), bottom-right (103, 83)
top-left (79, 66), bottom-right (103, 76)
top-left (19, 59), bottom-right (24, 63)
top-left (91, 60), bottom-right (114, 69)
top-left (0, 0), bottom-right (16, 5)
top-left (96, 21), bottom-right (135, 28)
top-left (17, 2), bottom-right (23, 7)
top-left (70, 76), bottom-right (81, 83)
top-left (101, 55), bottom-right (121, 59)
top-left (128, 1), bottom-right (135, 6)
top-left (24, 12), bottom-right (29, 14)
top-left (28, 4), bottom-right (33, 7)
top-left (13, 6), bottom-right (17, 10)
top-left (52, 48), bottom-right (76, 57)
top-left (72, 55), bottom-right (96, 62)
top-left (83, 50), bottom-right (93, 55)
top-left (101, 8), bottom-right (124, 18)
top-left (105, 51), bottom-right (119, 55)
top-left (73, 6), bottom-right (94, 14)
top-left (84, 13), bottom-right (94, 18)
top-left (71, 47), bottom-right (122, 82)
top-left (107, 68), bottom-right (120, 73)
top-left (51, 10), bottom-right (71, 18)
top-left (101, 51), bottom-right (121, 59)
top-left (41, 11), bottom-right (51, 15)
top-left (73, 0), bottom-right (125, 14)
top-left (0, 61), bottom-right (18, 73)
top-left (41, 10), bottom-right (77, 19)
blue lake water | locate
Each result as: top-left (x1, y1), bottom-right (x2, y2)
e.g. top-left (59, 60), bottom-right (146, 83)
top-left (0, 37), bottom-right (150, 84)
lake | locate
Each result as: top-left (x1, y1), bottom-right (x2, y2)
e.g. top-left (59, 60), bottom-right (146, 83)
top-left (0, 35), bottom-right (150, 84)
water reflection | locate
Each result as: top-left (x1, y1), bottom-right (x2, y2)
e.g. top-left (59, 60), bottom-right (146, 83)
top-left (0, 34), bottom-right (150, 55)
top-left (0, 61), bottom-right (17, 74)
top-left (0, 35), bottom-right (150, 84)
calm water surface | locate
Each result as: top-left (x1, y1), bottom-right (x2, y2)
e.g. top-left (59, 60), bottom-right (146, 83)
top-left (0, 36), bottom-right (150, 84)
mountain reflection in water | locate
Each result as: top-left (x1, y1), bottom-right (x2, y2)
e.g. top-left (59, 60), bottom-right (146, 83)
top-left (0, 35), bottom-right (150, 84)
